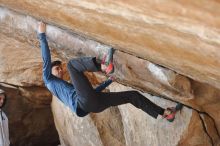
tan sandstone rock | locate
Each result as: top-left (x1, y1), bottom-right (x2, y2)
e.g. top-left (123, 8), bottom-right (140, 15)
top-left (0, 1), bottom-right (220, 146)
top-left (0, 0), bottom-right (220, 89)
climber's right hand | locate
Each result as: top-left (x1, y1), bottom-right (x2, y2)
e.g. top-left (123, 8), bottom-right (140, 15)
top-left (38, 22), bottom-right (46, 33)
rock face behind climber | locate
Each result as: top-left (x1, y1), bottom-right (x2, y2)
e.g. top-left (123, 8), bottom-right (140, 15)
top-left (0, 89), bottom-right (10, 146)
top-left (38, 22), bottom-right (179, 122)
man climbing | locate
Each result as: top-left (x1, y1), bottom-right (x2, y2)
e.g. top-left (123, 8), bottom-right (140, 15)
top-left (0, 89), bottom-right (10, 146)
top-left (38, 22), bottom-right (179, 121)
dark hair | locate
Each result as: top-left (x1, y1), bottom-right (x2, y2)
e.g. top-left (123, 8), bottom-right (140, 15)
top-left (51, 60), bottom-right (62, 68)
top-left (0, 93), bottom-right (6, 108)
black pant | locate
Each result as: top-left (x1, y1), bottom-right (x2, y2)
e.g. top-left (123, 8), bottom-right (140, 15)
top-left (67, 57), bottom-right (164, 119)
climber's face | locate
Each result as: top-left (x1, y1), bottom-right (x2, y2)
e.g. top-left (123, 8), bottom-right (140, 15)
top-left (52, 65), bottom-right (63, 79)
top-left (0, 94), bottom-right (5, 108)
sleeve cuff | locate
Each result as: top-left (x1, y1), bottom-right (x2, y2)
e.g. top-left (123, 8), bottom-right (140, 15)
top-left (38, 33), bottom-right (46, 39)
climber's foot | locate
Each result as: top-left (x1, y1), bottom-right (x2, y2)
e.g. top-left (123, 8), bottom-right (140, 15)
top-left (163, 103), bottom-right (183, 122)
top-left (101, 48), bottom-right (115, 74)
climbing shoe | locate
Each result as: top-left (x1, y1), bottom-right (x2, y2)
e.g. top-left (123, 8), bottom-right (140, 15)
top-left (101, 48), bottom-right (115, 74)
top-left (163, 103), bottom-right (183, 122)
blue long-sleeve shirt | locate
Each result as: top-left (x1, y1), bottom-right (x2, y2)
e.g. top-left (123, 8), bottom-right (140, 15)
top-left (38, 33), bottom-right (112, 117)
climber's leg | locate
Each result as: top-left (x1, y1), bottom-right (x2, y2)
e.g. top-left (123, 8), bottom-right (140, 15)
top-left (95, 90), bottom-right (165, 119)
top-left (67, 57), bottom-right (103, 112)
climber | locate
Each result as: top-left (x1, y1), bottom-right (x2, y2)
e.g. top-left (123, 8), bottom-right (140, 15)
top-left (0, 89), bottom-right (10, 146)
top-left (38, 22), bottom-right (179, 121)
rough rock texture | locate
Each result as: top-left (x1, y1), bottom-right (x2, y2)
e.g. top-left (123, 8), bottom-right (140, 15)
top-left (52, 82), bottom-right (218, 146)
top-left (0, 84), bottom-right (59, 146)
top-left (0, 32), bottom-right (61, 144)
top-left (0, 2), bottom-right (220, 146)
top-left (52, 96), bottom-right (126, 146)
top-left (108, 83), bottom-right (215, 146)
top-left (0, 0), bottom-right (220, 89)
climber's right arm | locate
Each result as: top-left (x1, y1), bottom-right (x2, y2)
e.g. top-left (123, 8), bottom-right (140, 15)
top-left (95, 78), bottom-right (113, 92)
top-left (38, 22), bottom-right (52, 82)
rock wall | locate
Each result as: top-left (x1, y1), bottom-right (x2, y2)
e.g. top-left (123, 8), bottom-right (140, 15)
top-left (0, 0), bottom-right (220, 89)
top-left (0, 84), bottom-right (60, 146)
top-left (0, 1), bottom-right (220, 146)
top-left (52, 82), bottom-right (218, 146)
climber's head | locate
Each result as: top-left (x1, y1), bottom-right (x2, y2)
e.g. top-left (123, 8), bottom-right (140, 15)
top-left (0, 89), bottom-right (6, 108)
top-left (51, 60), bottom-right (63, 79)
